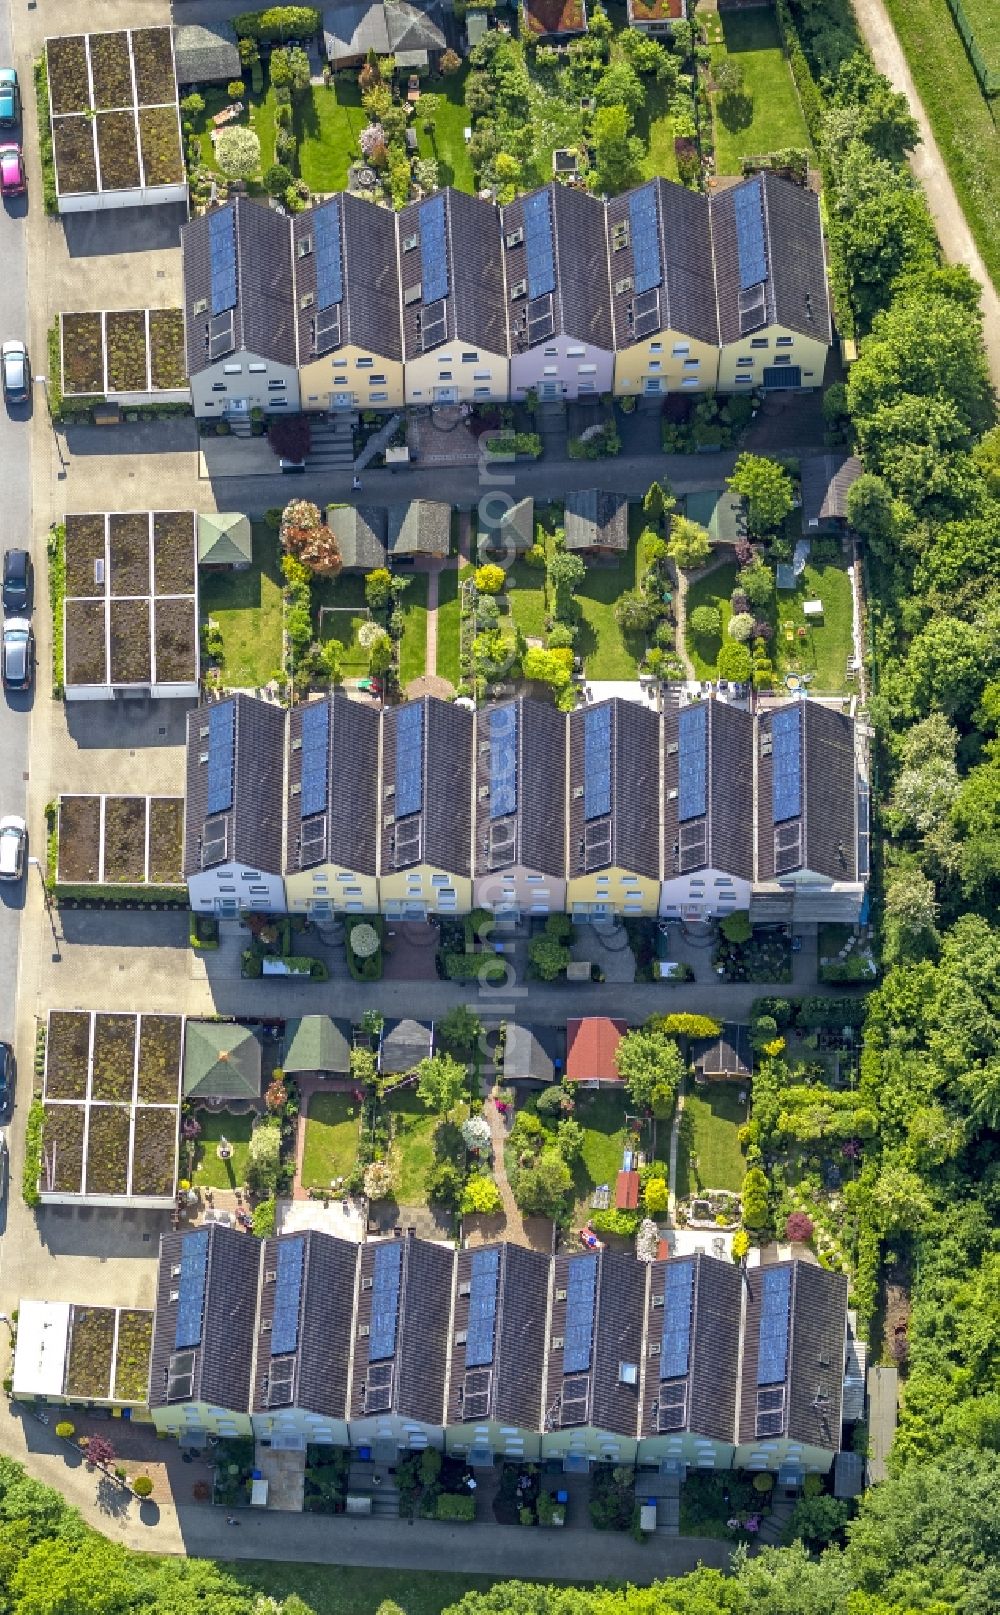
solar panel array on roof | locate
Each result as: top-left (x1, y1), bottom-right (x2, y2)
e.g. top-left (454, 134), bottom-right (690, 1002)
top-left (757, 1265), bottom-right (791, 1385)
top-left (489, 705), bottom-right (517, 820)
top-left (734, 177), bottom-right (768, 292)
top-left (208, 207), bottom-right (237, 317)
top-left (314, 201), bottom-right (344, 311)
top-left (369, 1240), bottom-right (403, 1362)
top-left (465, 1247), bottom-right (500, 1368)
top-left (300, 700), bottom-right (330, 820)
top-left (629, 185), bottom-right (662, 296)
top-left (563, 1256), bottom-right (598, 1374)
top-left (677, 701), bottom-right (707, 823)
top-left (660, 1259), bottom-right (695, 1381)
top-left (174, 1228), bottom-right (210, 1350)
top-left (205, 699), bottom-right (235, 818)
top-left (419, 194), bottom-right (448, 305)
top-left (523, 190), bottom-right (556, 300)
top-left (394, 702), bottom-right (423, 819)
top-left (270, 1235), bottom-right (305, 1358)
top-left (583, 704), bottom-right (611, 821)
top-left (771, 704), bottom-right (802, 824)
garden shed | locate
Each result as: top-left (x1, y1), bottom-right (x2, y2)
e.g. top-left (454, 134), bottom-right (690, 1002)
top-left (692, 1023), bottom-right (751, 1081)
top-left (326, 504), bottom-right (388, 571)
top-left (379, 1017), bottom-right (433, 1075)
top-left (183, 1019), bottom-right (262, 1101)
top-left (563, 491), bottom-right (628, 555)
top-left (684, 488), bottom-right (743, 546)
top-left (197, 511), bottom-right (253, 569)
top-left (388, 500), bottom-right (451, 559)
top-left (172, 22), bottom-right (240, 85)
top-left (282, 1015), bottom-right (353, 1077)
top-left (800, 453), bottom-right (863, 534)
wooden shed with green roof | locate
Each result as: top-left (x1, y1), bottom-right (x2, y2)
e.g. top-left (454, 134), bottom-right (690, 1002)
top-left (197, 512), bottom-right (253, 569)
top-left (684, 489), bottom-right (744, 546)
top-left (183, 1019), bottom-right (262, 1101)
top-left (282, 1015), bottom-right (353, 1077)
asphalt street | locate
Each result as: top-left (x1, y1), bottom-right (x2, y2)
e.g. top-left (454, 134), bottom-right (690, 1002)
top-left (0, 0), bottom-right (31, 1050)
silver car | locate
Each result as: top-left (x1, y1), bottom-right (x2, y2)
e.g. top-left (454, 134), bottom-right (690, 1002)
top-left (0, 814), bottom-right (25, 880)
top-left (1, 340), bottom-right (28, 404)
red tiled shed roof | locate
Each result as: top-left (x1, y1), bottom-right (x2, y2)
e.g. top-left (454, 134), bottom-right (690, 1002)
top-left (616, 1170), bottom-right (640, 1210)
top-left (566, 1017), bottom-right (628, 1082)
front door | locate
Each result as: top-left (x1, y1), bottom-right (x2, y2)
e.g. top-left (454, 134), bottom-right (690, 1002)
top-left (330, 391), bottom-right (356, 409)
top-left (226, 397), bottom-right (250, 418)
top-left (434, 386), bottom-right (457, 403)
top-left (643, 377), bottom-right (663, 394)
top-left (539, 380), bottom-right (562, 400)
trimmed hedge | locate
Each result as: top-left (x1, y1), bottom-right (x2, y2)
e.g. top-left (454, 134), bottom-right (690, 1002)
top-left (443, 953), bottom-right (507, 983)
top-left (435, 1492), bottom-right (475, 1521)
top-left (232, 7), bottom-right (320, 39)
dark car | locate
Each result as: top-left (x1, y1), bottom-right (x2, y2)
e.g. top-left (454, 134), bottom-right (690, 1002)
top-left (0, 1042), bottom-right (12, 1115)
top-left (1, 618), bottom-right (33, 690)
top-left (2, 549), bottom-right (31, 613)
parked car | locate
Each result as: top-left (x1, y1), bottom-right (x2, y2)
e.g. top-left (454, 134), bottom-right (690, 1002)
top-left (1, 341), bottom-right (28, 404)
top-left (0, 1044), bottom-right (12, 1117)
top-left (0, 815), bottom-right (25, 881)
top-left (1, 618), bottom-right (33, 690)
top-left (0, 69), bottom-right (19, 129)
top-left (0, 143), bottom-right (25, 196)
top-left (1, 548), bottom-right (31, 613)
top-left (0, 1131), bottom-right (7, 1205)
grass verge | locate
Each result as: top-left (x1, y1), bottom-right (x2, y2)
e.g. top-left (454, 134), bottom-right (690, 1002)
top-left (436, 566), bottom-right (461, 688)
top-left (230, 1562), bottom-right (504, 1615)
top-left (676, 1081), bottom-right (749, 1198)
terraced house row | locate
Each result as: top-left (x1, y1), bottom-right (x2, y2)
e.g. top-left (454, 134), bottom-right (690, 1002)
top-left (182, 172), bottom-right (832, 418)
top-left (184, 692), bottom-right (868, 923)
top-left (147, 1224), bottom-right (851, 1481)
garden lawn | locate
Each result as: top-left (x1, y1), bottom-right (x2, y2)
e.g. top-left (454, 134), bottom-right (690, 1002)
top-left (773, 559), bottom-right (853, 693)
top-left (436, 566), bottom-right (462, 688)
top-left (960, 0), bottom-right (1000, 74)
top-left (231, 1563), bottom-right (506, 1615)
top-left (199, 522), bottom-right (283, 688)
top-left (707, 9), bottom-right (811, 175)
top-left (882, 0), bottom-right (1000, 293)
top-left (683, 560), bottom-right (738, 679)
top-left (315, 572), bottom-right (370, 677)
top-left (398, 570), bottom-right (429, 686)
top-left (295, 79), bottom-right (368, 192)
top-left (416, 68), bottom-right (475, 193)
top-left (575, 511), bottom-right (659, 679)
top-left (638, 77), bottom-right (681, 183)
top-left (507, 559), bottom-right (547, 642)
top-left (569, 1089), bottom-right (632, 1220)
top-left (300, 1092), bottom-right (361, 1190)
top-left (196, 85), bottom-right (276, 182)
top-left (675, 1082), bottom-right (748, 1198)
top-left (190, 1111), bottom-right (253, 1191)
top-left (384, 1087), bottom-right (439, 1204)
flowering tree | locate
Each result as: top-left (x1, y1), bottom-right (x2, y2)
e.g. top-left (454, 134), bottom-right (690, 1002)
top-left (280, 499), bottom-right (343, 577)
top-left (265, 1077), bottom-right (287, 1113)
top-left (461, 1114), bottom-right (492, 1155)
top-left (364, 1156), bottom-right (399, 1200)
top-left (461, 1175), bottom-right (502, 1216)
top-left (348, 922), bottom-right (380, 959)
top-left (83, 1435), bottom-right (116, 1469)
top-left (636, 1218), bottom-right (660, 1262)
top-left (359, 123), bottom-right (386, 159)
top-left (215, 126), bottom-right (261, 179)
top-left (785, 1211), bottom-right (815, 1242)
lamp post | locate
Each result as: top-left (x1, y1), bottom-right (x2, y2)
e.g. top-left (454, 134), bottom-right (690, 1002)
top-left (33, 375), bottom-right (67, 474)
top-left (28, 856), bottom-right (61, 961)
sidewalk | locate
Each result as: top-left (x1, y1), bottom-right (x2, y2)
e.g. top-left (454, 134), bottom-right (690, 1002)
top-left (0, 1401), bottom-right (730, 1578)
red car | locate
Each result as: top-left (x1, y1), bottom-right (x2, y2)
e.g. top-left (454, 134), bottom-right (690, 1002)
top-left (0, 144), bottom-right (25, 196)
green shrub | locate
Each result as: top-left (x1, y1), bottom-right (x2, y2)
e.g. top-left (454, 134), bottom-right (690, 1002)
top-left (435, 1492), bottom-right (475, 1521)
top-left (132, 1476), bottom-right (153, 1498)
top-left (34, 58), bottom-right (57, 215)
top-left (589, 1208), bottom-right (641, 1237)
top-left (22, 1101), bottom-right (44, 1208)
top-left (252, 1197), bottom-right (276, 1237)
top-left (232, 7), bottom-right (321, 40)
top-left (443, 953), bottom-right (507, 983)
top-left (47, 522), bottom-right (66, 698)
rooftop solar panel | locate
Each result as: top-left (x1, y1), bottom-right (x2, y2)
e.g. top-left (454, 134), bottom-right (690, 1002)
top-left (660, 1259), bottom-right (695, 1381)
top-left (756, 1265), bottom-right (791, 1385)
top-left (270, 1234), bottom-right (306, 1358)
top-left (205, 699), bottom-right (235, 818)
top-left (677, 702), bottom-right (707, 823)
top-left (734, 177), bottom-right (768, 292)
top-left (465, 1247), bottom-right (500, 1368)
top-left (313, 200), bottom-right (344, 311)
top-left (419, 194), bottom-right (448, 306)
top-left (563, 1255), bottom-right (597, 1375)
top-left (583, 704), bottom-right (611, 822)
top-left (489, 705), bottom-right (517, 820)
top-left (629, 185), bottom-right (662, 296)
top-left (394, 702), bottom-right (424, 819)
top-left (523, 190), bottom-right (556, 300)
top-left (300, 700), bottom-right (330, 821)
top-left (174, 1227), bottom-right (210, 1350)
top-left (368, 1240), bottom-right (403, 1362)
top-left (771, 704), bottom-right (802, 823)
top-left (208, 207), bottom-right (237, 318)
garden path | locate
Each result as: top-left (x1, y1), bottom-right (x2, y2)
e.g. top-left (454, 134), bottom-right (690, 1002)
top-left (485, 1096), bottom-right (531, 1248)
top-left (674, 549), bottom-right (735, 681)
top-left (667, 1086), bottom-right (687, 1221)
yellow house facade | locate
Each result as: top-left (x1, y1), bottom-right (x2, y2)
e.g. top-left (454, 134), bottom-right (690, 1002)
top-left (613, 328), bottom-right (721, 396)
top-left (566, 699), bottom-right (662, 920)
top-left (716, 324), bottom-right (829, 393)
top-left (299, 342), bottom-right (405, 412)
top-left (285, 692), bottom-right (381, 919)
top-left (380, 696), bottom-right (474, 920)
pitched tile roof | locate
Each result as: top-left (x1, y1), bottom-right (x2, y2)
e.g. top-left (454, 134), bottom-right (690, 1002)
top-left (692, 1023), bottom-right (752, 1078)
top-left (566, 1017), bottom-right (627, 1082)
top-left (756, 699), bottom-right (857, 883)
top-left (253, 1231), bottom-right (358, 1417)
top-left (478, 496), bottom-right (534, 555)
top-left (502, 1022), bottom-right (566, 1085)
top-left (182, 198), bottom-right (296, 377)
top-left (183, 693), bottom-right (286, 878)
top-left (711, 174), bottom-right (832, 347)
top-left (149, 1225), bottom-right (261, 1414)
top-left (628, 0), bottom-right (685, 19)
top-left (662, 700), bottom-right (754, 882)
top-left (567, 698), bottom-right (661, 880)
top-left (684, 488), bottom-right (744, 545)
top-left (474, 697), bottom-right (567, 880)
top-left (398, 188), bottom-right (507, 360)
top-left (381, 696), bottom-right (473, 876)
top-left (197, 511), bottom-right (252, 566)
top-left (564, 490), bottom-right (629, 551)
top-left (293, 193), bottom-right (403, 365)
top-left (447, 1242), bottom-right (551, 1430)
top-left (640, 1253), bottom-right (743, 1442)
top-left (350, 1235), bottom-right (454, 1425)
top-left (543, 1249), bottom-right (645, 1437)
top-left (172, 22), bottom-right (241, 84)
top-left (326, 504), bottom-right (388, 570)
top-left (183, 1019), bottom-right (262, 1100)
top-left (616, 1170), bottom-right (640, 1209)
top-left (800, 453), bottom-right (863, 529)
top-left (387, 500), bottom-right (451, 556)
top-left (606, 179), bottom-right (718, 351)
top-left (323, 0), bottom-right (391, 58)
top-left (282, 1015), bottom-right (353, 1074)
top-left (285, 692), bottom-right (380, 877)
top-left (379, 1017), bottom-right (433, 1074)
top-left (738, 1258), bottom-right (847, 1452)
top-left (502, 183), bottom-right (613, 354)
